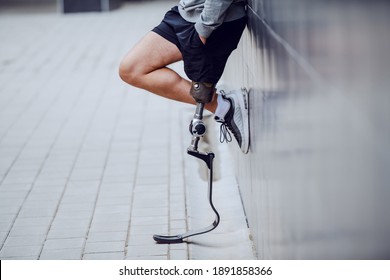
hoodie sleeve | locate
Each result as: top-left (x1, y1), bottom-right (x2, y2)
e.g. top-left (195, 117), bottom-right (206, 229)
top-left (194, 0), bottom-right (234, 38)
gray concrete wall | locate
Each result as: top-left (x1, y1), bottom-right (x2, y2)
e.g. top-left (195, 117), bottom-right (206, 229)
top-left (223, 0), bottom-right (390, 259)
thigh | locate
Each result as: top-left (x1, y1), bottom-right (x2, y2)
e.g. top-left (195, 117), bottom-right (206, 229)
top-left (120, 31), bottom-right (182, 75)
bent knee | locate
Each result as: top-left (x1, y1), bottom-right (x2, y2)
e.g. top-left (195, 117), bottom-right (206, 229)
top-left (119, 60), bottom-right (138, 86)
top-left (118, 55), bottom-right (148, 88)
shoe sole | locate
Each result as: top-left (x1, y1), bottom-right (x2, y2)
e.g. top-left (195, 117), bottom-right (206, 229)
top-left (239, 88), bottom-right (250, 154)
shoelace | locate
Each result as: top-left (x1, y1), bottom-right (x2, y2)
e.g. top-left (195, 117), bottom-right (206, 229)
top-left (219, 123), bottom-right (232, 143)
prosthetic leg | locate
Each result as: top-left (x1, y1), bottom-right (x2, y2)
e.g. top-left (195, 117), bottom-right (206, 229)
top-left (153, 82), bottom-right (220, 244)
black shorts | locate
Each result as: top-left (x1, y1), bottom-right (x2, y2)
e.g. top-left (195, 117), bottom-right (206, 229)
top-left (152, 6), bottom-right (246, 84)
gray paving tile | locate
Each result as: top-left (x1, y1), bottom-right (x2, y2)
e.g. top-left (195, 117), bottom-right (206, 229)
top-left (83, 252), bottom-right (125, 260)
top-left (46, 227), bottom-right (89, 239)
top-left (54, 209), bottom-right (93, 220)
top-left (0, 206), bottom-right (20, 216)
top-left (18, 204), bottom-right (58, 218)
top-left (169, 249), bottom-right (188, 260)
top-left (133, 184), bottom-right (167, 194)
top-left (126, 244), bottom-right (168, 258)
top-left (90, 213), bottom-right (130, 224)
top-left (94, 205), bottom-right (131, 216)
top-left (4, 235), bottom-right (46, 247)
top-left (170, 219), bottom-right (187, 230)
top-left (130, 224), bottom-right (168, 236)
top-left (127, 234), bottom-right (156, 246)
top-left (101, 175), bottom-right (135, 184)
top-left (130, 216), bottom-right (167, 226)
top-left (57, 202), bottom-right (96, 213)
top-left (33, 178), bottom-right (68, 186)
top-left (0, 183), bottom-right (31, 192)
top-left (0, 256), bottom-right (39, 260)
top-left (60, 195), bottom-right (96, 205)
top-left (84, 241), bottom-right (125, 254)
top-left (70, 168), bottom-right (105, 181)
top-left (12, 217), bottom-right (52, 227)
top-left (125, 255), bottom-right (167, 260)
top-left (136, 176), bottom-right (169, 186)
top-left (50, 218), bottom-right (91, 229)
top-left (95, 196), bottom-right (132, 206)
top-left (9, 224), bottom-right (50, 237)
top-left (0, 221), bottom-right (13, 232)
top-left (86, 231), bottom-right (128, 243)
top-left (43, 238), bottom-right (85, 250)
top-left (26, 191), bottom-right (63, 202)
top-left (131, 207), bottom-right (168, 217)
top-left (39, 248), bottom-right (83, 260)
top-left (0, 245), bottom-right (42, 258)
top-left (0, 231), bottom-right (8, 246)
top-left (89, 221), bottom-right (129, 232)
top-left (168, 209), bottom-right (187, 220)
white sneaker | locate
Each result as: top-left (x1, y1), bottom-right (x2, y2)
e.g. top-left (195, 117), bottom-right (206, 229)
top-left (214, 88), bottom-right (250, 154)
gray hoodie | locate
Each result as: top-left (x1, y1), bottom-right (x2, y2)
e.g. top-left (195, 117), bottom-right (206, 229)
top-left (178, 0), bottom-right (246, 38)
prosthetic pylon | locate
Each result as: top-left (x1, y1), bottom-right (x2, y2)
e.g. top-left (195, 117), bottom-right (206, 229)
top-left (153, 102), bottom-right (220, 244)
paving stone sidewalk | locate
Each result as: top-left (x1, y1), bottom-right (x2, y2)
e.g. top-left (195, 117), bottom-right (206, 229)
top-left (0, 1), bottom-right (255, 260)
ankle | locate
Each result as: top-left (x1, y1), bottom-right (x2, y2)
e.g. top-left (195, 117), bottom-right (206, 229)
top-left (205, 100), bottom-right (217, 113)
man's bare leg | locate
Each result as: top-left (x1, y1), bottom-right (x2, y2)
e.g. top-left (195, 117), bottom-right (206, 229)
top-left (119, 32), bottom-right (217, 113)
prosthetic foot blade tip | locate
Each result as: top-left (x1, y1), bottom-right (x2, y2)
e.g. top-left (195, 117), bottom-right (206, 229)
top-left (153, 234), bottom-right (184, 244)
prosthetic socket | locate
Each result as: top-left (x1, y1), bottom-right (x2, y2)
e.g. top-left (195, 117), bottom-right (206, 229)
top-left (190, 81), bottom-right (214, 104)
